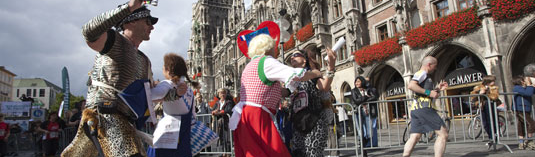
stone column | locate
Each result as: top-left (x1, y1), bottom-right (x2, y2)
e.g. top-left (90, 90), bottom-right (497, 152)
top-left (399, 37), bottom-right (414, 99)
top-left (478, 2), bottom-right (507, 92)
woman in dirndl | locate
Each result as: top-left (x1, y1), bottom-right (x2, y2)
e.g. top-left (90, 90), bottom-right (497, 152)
top-left (148, 53), bottom-right (218, 157)
top-left (229, 33), bottom-right (322, 157)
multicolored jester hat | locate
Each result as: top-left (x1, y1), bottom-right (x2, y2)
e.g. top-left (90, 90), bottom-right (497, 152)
top-left (237, 21), bottom-right (280, 58)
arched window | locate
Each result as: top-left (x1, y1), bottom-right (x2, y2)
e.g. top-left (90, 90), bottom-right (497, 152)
top-left (337, 0), bottom-right (343, 17)
top-left (333, 1), bottom-right (341, 18)
top-left (341, 82), bottom-right (352, 103)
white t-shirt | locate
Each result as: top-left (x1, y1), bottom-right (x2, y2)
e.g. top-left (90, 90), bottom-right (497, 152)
top-left (219, 100), bottom-right (225, 110)
top-left (412, 70), bottom-right (428, 84)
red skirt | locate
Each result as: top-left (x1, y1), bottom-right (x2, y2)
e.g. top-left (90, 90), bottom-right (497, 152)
top-left (233, 105), bottom-right (291, 157)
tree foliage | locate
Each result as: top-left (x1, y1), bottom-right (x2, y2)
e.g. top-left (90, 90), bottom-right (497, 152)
top-left (50, 93), bottom-right (85, 112)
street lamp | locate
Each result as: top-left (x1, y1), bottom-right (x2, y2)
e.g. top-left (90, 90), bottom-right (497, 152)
top-left (276, 9), bottom-right (291, 64)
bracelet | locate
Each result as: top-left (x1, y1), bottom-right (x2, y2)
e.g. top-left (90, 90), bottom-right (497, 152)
top-left (326, 71), bottom-right (335, 78)
top-left (424, 90), bottom-right (431, 96)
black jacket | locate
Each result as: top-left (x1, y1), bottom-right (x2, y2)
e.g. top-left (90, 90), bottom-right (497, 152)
top-left (212, 98), bottom-right (235, 119)
top-left (351, 87), bottom-right (379, 117)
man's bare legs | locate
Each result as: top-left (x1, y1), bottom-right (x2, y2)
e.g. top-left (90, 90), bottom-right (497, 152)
top-left (433, 126), bottom-right (448, 157)
top-left (402, 133), bottom-right (422, 157)
top-left (402, 126), bottom-right (448, 157)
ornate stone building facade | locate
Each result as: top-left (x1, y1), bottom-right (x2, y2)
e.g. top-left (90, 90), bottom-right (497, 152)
top-left (188, 0), bottom-right (365, 101)
top-left (188, 0), bottom-right (535, 126)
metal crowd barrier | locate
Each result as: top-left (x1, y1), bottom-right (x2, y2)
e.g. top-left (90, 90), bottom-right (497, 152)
top-left (3, 126), bottom-right (77, 156)
top-left (495, 93), bottom-right (535, 148)
top-left (339, 93), bottom-right (524, 155)
top-left (51, 114), bottom-right (235, 156)
top-left (195, 113), bottom-right (233, 156)
top-left (59, 127), bottom-right (78, 152)
top-left (325, 103), bottom-right (361, 156)
top-left (138, 113), bottom-right (233, 156)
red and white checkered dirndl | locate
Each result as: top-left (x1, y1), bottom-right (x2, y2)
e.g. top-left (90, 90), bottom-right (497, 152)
top-left (239, 57), bottom-right (282, 110)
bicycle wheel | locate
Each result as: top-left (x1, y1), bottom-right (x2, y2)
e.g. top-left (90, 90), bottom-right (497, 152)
top-left (403, 122), bottom-right (411, 143)
top-left (468, 117), bottom-right (483, 139)
top-left (498, 115), bottom-right (507, 137)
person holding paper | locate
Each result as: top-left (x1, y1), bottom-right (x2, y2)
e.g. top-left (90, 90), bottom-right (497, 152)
top-left (289, 48), bottom-right (336, 157)
top-left (150, 53), bottom-right (217, 156)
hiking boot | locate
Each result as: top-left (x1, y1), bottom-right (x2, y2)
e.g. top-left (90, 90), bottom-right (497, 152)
top-left (519, 142), bottom-right (526, 150)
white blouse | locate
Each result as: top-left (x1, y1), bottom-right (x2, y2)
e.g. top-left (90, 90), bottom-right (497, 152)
top-left (262, 55), bottom-right (305, 92)
top-left (151, 80), bottom-right (196, 117)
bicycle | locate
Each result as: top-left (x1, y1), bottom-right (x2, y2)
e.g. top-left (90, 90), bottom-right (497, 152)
top-left (402, 109), bottom-right (451, 143)
top-left (467, 105), bottom-right (506, 139)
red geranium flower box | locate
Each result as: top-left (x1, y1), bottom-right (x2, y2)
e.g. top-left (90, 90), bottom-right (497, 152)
top-left (353, 37), bottom-right (402, 66)
top-left (283, 34), bottom-right (296, 51)
top-left (405, 7), bottom-right (481, 49)
top-left (490, 0), bottom-right (535, 21)
top-left (296, 23), bottom-right (314, 42)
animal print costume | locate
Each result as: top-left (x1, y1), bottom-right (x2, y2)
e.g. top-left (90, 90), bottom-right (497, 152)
top-left (290, 78), bottom-right (334, 157)
top-left (61, 4), bottom-right (155, 157)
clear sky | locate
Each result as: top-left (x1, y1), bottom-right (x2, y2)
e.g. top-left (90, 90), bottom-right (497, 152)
top-left (0, 0), bottom-right (197, 97)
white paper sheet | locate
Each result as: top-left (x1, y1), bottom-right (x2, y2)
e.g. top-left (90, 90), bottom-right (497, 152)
top-left (152, 116), bottom-right (181, 149)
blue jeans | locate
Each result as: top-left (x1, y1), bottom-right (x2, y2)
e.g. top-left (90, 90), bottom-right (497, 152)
top-left (365, 116), bottom-right (378, 147)
top-left (354, 108), bottom-right (378, 147)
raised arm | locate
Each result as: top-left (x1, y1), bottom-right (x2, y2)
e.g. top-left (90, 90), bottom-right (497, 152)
top-left (151, 81), bottom-right (172, 101)
top-left (263, 56), bottom-right (321, 91)
top-left (317, 48), bottom-right (336, 91)
top-left (295, 70), bottom-right (322, 82)
top-left (82, 0), bottom-right (142, 52)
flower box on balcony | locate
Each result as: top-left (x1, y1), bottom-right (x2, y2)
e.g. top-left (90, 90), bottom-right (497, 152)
top-left (490, 0), bottom-right (535, 21)
top-left (283, 34), bottom-right (296, 51)
top-left (353, 37), bottom-right (402, 66)
top-left (405, 7), bottom-right (481, 49)
top-left (296, 23), bottom-right (314, 42)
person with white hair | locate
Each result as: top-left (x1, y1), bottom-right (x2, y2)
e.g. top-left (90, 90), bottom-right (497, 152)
top-left (524, 63), bottom-right (535, 83)
top-left (229, 34), bottom-right (322, 157)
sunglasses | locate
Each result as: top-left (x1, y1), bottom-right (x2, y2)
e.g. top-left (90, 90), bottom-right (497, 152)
top-left (135, 18), bottom-right (153, 26)
top-left (292, 53), bottom-right (305, 58)
top-left (145, 18), bottom-right (153, 25)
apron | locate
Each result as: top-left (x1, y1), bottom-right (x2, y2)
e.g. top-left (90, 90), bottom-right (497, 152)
top-left (151, 95), bottom-right (194, 157)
